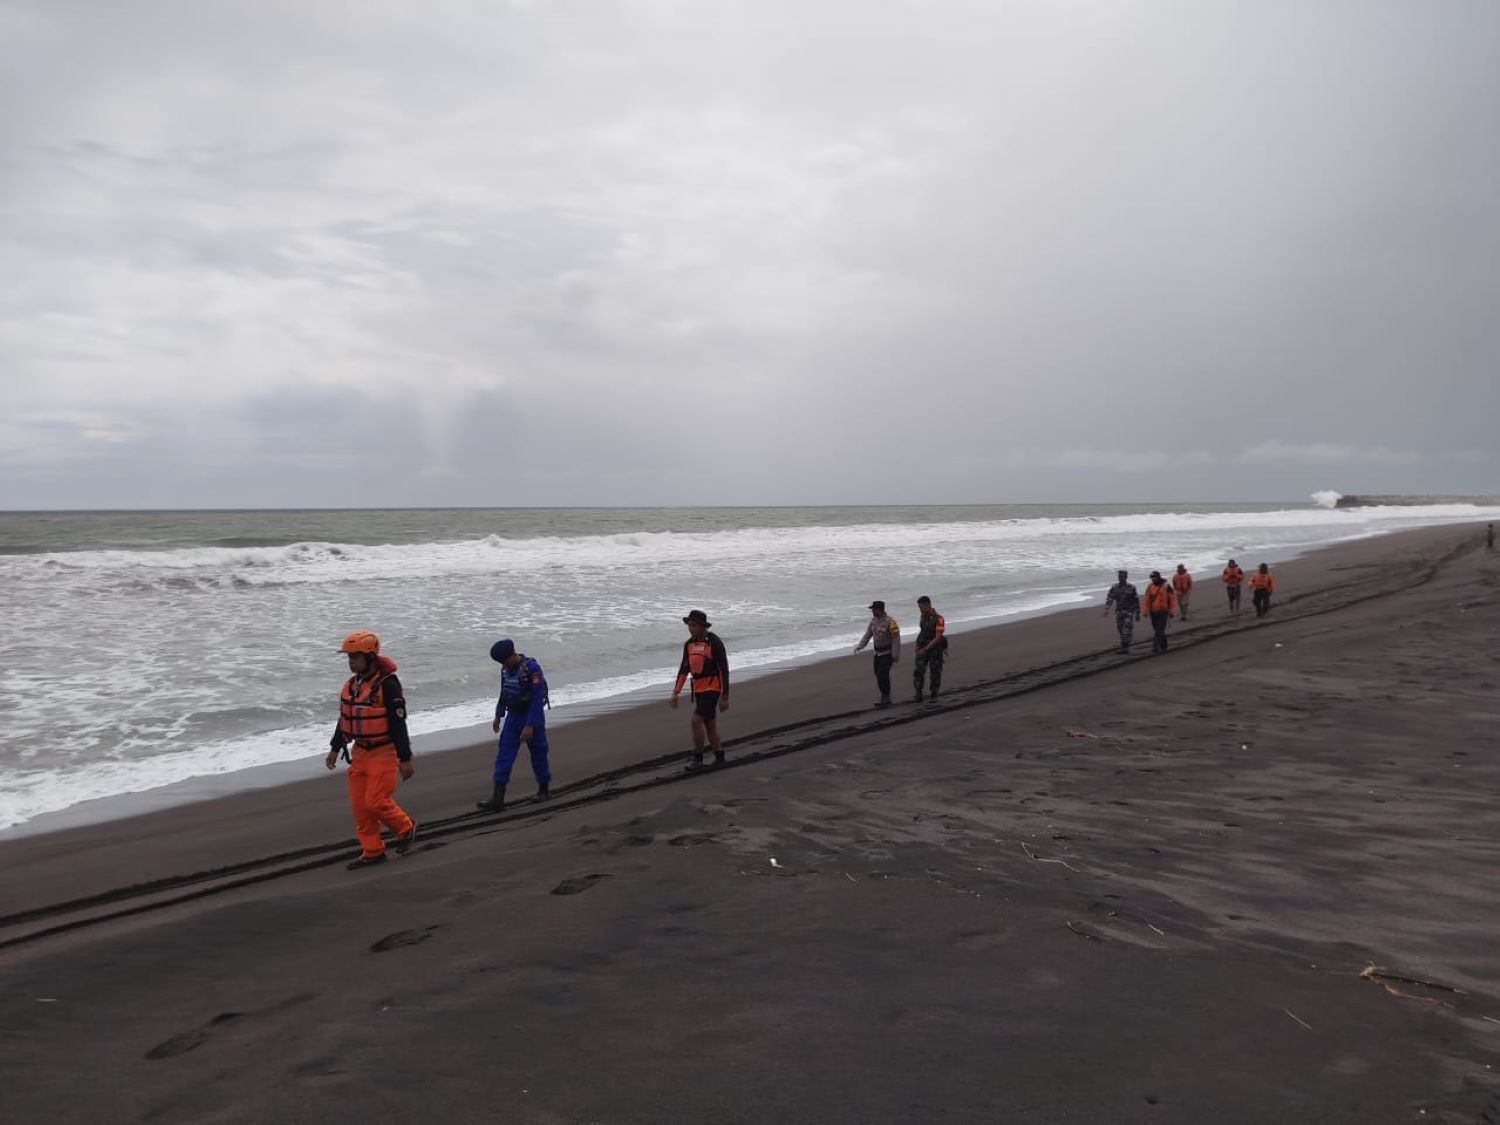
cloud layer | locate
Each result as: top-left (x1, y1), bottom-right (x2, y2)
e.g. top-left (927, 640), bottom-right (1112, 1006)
top-left (2, 0), bottom-right (1496, 507)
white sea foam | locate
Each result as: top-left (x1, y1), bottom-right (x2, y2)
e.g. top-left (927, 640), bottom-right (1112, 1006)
top-left (7, 502), bottom-right (1495, 592)
top-left (1310, 490), bottom-right (1343, 509)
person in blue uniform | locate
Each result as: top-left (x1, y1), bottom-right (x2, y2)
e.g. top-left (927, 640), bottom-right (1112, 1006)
top-left (476, 638), bottom-right (550, 811)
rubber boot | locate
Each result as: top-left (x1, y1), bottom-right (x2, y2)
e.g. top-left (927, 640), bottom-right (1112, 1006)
top-left (476, 783), bottom-right (506, 812)
top-left (713, 751), bottom-right (726, 768)
top-left (536, 783), bottom-right (551, 801)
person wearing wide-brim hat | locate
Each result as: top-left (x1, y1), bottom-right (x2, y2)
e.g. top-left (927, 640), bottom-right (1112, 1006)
top-left (853, 599), bottom-right (901, 708)
top-left (671, 610), bottom-right (731, 771)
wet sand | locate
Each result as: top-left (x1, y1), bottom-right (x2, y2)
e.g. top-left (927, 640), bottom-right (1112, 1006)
top-left (2, 524), bottom-right (1498, 1122)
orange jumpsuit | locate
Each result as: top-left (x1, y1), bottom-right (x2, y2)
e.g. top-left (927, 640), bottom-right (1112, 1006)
top-left (333, 655), bottom-right (415, 859)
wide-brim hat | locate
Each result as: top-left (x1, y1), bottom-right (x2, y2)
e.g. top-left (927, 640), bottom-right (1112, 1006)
top-left (682, 609), bottom-right (711, 628)
top-left (869, 600), bottom-right (885, 612)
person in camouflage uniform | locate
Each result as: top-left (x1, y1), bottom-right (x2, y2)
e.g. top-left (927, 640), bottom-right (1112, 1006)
top-left (912, 595), bottom-right (946, 702)
top-left (1103, 569), bottom-right (1141, 654)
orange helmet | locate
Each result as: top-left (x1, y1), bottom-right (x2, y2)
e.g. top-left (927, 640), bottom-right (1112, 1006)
top-left (340, 630), bottom-right (380, 654)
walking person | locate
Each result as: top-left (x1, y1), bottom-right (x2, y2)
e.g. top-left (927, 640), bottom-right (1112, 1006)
top-left (853, 600), bottom-right (902, 708)
top-left (672, 610), bottom-right (730, 771)
top-left (1141, 571), bottom-right (1178, 654)
top-left (1103, 570), bottom-right (1141, 654)
top-left (912, 595), bottom-right (946, 702)
top-left (476, 639), bottom-right (551, 812)
top-left (1172, 564), bottom-right (1194, 620)
top-left (1488, 523), bottom-right (1495, 551)
top-left (1249, 563), bottom-right (1275, 617)
top-left (327, 631), bottom-right (417, 870)
top-left (1221, 559), bottom-right (1245, 614)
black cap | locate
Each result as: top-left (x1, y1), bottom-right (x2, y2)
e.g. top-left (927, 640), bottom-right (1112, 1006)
top-left (682, 609), bottom-right (711, 628)
top-left (869, 600), bottom-right (885, 612)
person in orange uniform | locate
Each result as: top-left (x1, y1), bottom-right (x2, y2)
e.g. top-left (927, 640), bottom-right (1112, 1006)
top-left (1221, 559), bottom-right (1245, 614)
top-left (1249, 563), bottom-right (1275, 618)
top-left (672, 610), bottom-right (730, 771)
top-left (327, 631), bottom-right (417, 870)
top-left (1171, 564), bottom-right (1194, 621)
top-left (1141, 570), bottom-right (1177, 654)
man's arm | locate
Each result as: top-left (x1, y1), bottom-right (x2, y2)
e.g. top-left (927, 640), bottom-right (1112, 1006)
top-left (524, 662), bottom-right (548, 728)
top-left (712, 635), bottom-right (730, 698)
top-left (381, 675), bottom-right (413, 762)
top-left (921, 615), bottom-right (946, 654)
top-left (854, 621), bottom-right (874, 653)
top-left (890, 619), bottom-right (901, 663)
top-left (673, 643), bottom-right (690, 697)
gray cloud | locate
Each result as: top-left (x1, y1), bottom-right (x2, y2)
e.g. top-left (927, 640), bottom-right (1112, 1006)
top-left (2, 0), bottom-right (1497, 509)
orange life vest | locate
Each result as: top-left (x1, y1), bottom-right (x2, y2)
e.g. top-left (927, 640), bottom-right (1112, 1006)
top-left (1221, 566), bottom-right (1244, 588)
top-left (1172, 572), bottom-right (1193, 594)
top-left (339, 657), bottom-right (397, 750)
top-left (682, 638), bottom-right (725, 694)
top-left (1141, 583), bottom-right (1176, 614)
top-left (1249, 571), bottom-right (1274, 592)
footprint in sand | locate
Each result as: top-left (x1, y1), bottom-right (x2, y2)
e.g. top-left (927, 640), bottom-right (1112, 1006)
top-left (667, 833), bottom-right (717, 848)
top-left (369, 925), bottom-right (442, 953)
top-left (551, 873), bottom-right (612, 895)
top-left (144, 997), bottom-right (312, 1060)
top-left (145, 1030), bottom-right (208, 1060)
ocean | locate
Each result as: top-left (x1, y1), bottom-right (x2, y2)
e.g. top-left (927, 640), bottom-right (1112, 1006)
top-left (2, 499), bottom-right (1495, 833)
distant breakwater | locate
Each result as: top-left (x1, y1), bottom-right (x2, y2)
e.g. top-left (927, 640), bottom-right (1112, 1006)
top-left (1335, 494), bottom-right (1500, 508)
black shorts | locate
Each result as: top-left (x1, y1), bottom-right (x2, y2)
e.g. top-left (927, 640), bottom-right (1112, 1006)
top-left (692, 692), bottom-right (721, 721)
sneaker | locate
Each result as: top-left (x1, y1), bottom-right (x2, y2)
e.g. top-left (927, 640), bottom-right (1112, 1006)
top-left (394, 822), bottom-right (418, 855)
top-left (347, 854), bottom-right (388, 871)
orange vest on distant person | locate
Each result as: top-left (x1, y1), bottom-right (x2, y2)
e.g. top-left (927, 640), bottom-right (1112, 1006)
top-left (682, 639), bottom-right (725, 694)
top-left (1249, 571), bottom-right (1274, 593)
top-left (1172, 572), bottom-right (1193, 594)
top-left (1141, 583), bottom-right (1176, 614)
top-left (340, 668), bottom-right (395, 750)
top-left (1221, 566), bottom-right (1244, 588)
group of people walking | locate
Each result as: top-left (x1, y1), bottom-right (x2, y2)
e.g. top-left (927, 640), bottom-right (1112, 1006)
top-left (1104, 560), bottom-right (1276, 655)
top-left (325, 609), bottom-right (736, 870)
top-left (326, 558), bottom-right (1282, 869)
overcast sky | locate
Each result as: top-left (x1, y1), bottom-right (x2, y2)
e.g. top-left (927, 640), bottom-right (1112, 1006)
top-left (1, 0), bottom-right (1496, 509)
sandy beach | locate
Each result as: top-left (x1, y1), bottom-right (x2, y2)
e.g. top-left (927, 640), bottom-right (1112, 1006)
top-left (2, 523), bottom-right (1498, 1123)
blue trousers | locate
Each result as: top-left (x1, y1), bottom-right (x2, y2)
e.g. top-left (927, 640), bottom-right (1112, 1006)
top-left (493, 715), bottom-right (550, 785)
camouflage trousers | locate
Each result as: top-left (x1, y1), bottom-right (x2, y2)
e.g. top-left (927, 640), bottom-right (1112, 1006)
top-left (913, 651), bottom-right (944, 697)
top-left (1114, 612), bottom-right (1135, 649)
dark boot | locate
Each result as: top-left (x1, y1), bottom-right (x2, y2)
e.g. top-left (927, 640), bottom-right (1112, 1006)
top-left (875, 693), bottom-right (892, 708)
top-left (713, 751), bottom-right (726, 768)
top-left (346, 854), bottom-right (388, 871)
top-left (394, 821), bottom-right (418, 855)
top-left (475, 783), bottom-right (506, 812)
top-left (536, 783), bottom-right (551, 801)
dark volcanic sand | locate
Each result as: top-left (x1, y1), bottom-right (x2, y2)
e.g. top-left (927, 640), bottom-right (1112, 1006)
top-left (2, 524), bottom-right (1498, 1123)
